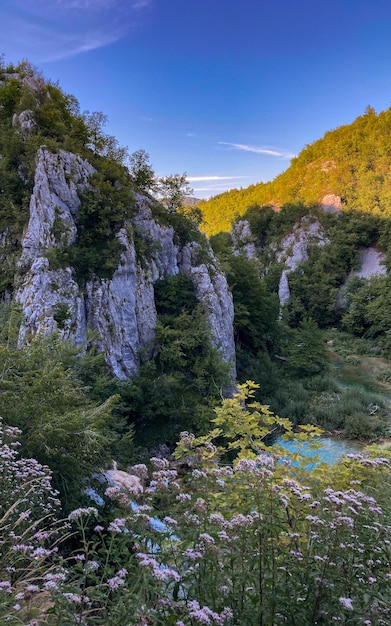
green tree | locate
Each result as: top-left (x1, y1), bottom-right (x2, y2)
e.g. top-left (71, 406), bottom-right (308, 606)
top-left (157, 173), bottom-right (193, 212)
top-left (119, 275), bottom-right (230, 447)
top-left (0, 311), bottom-right (124, 509)
top-left (83, 110), bottom-right (128, 163)
top-left (128, 149), bottom-right (156, 192)
top-left (287, 317), bottom-right (328, 377)
top-left (225, 255), bottom-right (280, 354)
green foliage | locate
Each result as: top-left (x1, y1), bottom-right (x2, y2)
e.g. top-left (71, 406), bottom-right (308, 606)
top-left (83, 110), bottom-right (128, 163)
top-left (65, 168), bottom-right (136, 282)
top-left (225, 255), bottom-right (280, 354)
top-left (119, 275), bottom-right (230, 448)
top-left (342, 275), bottom-right (391, 353)
top-left (128, 149), bottom-right (156, 191)
top-left (154, 273), bottom-right (198, 317)
top-left (123, 312), bottom-right (230, 447)
top-left (174, 382), bottom-right (322, 467)
top-left (287, 317), bottom-right (328, 377)
top-left (233, 329), bottom-right (390, 439)
top-left (0, 306), bottom-right (128, 510)
top-left (209, 231), bottom-right (233, 257)
top-left (211, 381), bottom-right (322, 459)
top-left (286, 210), bottom-right (383, 327)
top-left (156, 173), bottom-right (193, 212)
top-left (240, 203), bottom-right (275, 247)
top-left (53, 302), bottom-right (71, 329)
top-left (148, 199), bottom-right (211, 257)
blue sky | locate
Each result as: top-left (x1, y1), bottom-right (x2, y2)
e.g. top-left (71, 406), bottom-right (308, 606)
top-left (2, 0), bottom-right (391, 198)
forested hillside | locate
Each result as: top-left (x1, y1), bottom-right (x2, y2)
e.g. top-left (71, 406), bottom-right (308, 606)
top-left (199, 105), bottom-right (391, 234)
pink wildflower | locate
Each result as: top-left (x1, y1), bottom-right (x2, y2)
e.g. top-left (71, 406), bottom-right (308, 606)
top-left (107, 576), bottom-right (126, 590)
top-left (68, 507), bottom-right (98, 521)
top-left (339, 597), bottom-right (353, 610)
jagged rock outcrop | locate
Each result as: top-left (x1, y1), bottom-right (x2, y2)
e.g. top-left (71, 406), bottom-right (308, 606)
top-left (231, 220), bottom-right (257, 259)
top-left (179, 241), bottom-right (236, 371)
top-left (229, 216), bottom-right (328, 307)
top-left (12, 110), bottom-right (36, 139)
top-left (19, 149), bottom-right (95, 264)
top-left (276, 217), bottom-right (327, 306)
top-left (16, 150), bottom-right (236, 380)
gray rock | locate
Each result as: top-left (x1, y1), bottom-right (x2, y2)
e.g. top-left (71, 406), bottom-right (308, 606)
top-left (12, 110), bottom-right (35, 139)
top-left (351, 247), bottom-right (386, 279)
top-left (337, 247), bottom-right (387, 308)
top-left (179, 242), bottom-right (236, 379)
top-left (16, 150), bottom-right (236, 382)
top-left (85, 228), bottom-right (156, 380)
top-left (231, 220), bottom-right (257, 258)
top-left (16, 258), bottom-right (87, 346)
top-left (276, 217), bottom-right (327, 306)
top-left (20, 149), bottom-right (95, 264)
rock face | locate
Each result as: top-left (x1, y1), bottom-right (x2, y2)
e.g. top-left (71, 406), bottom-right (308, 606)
top-left (12, 109), bottom-right (36, 139)
top-left (231, 220), bottom-right (257, 259)
top-left (351, 247), bottom-right (386, 279)
top-left (276, 217), bottom-right (327, 306)
top-left (19, 149), bottom-right (95, 264)
top-left (337, 247), bottom-right (387, 308)
top-left (16, 150), bottom-right (236, 380)
top-left (229, 215), bottom-right (327, 307)
top-left (320, 194), bottom-right (342, 213)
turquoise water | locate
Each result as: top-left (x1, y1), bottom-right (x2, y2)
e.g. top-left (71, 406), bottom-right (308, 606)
top-left (273, 436), bottom-right (363, 467)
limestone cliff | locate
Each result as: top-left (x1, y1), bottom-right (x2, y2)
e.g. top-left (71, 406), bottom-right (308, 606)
top-left (229, 211), bottom-right (388, 320)
top-left (16, 149), bottom-right (236, 380)
top-left (276, 217), bottom-right (327, 306)
top-left (230, 216), bottom-right (328, 306)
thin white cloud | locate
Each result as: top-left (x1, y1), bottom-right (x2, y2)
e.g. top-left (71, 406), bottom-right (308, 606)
top-left (188, 175), bottom-right (251, 182)
top-left (57, 0), bottom-right (114, 9)
top-left (218, 141), bottom-right (296, 159)
top-left (3, 18), bottom-right (120, 63)
top-left (56, 0), bottom-right (150, 12)
top-left (192, 184), bottom-right (245, 198)
top-left (2, 0), bottom-right (152, 63)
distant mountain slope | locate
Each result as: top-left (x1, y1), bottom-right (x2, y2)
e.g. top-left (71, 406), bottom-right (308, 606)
top-left (199, 106), bottom-right (391, 235)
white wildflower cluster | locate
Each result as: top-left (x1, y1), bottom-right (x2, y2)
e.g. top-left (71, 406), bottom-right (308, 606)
top-left (68, 507), bottom-right (98, 522)
top-left (0, 419), bottom-right (60, 520)
top-left (0, 419), bottom-right (63, 621)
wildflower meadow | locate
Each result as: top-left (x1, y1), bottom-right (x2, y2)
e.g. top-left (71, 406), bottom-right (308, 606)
top-left (1, 383), bottom-right (391, 625)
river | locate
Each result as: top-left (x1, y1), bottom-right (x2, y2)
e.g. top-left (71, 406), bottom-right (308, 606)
top-left (273, 435), bottom-right (363, 467)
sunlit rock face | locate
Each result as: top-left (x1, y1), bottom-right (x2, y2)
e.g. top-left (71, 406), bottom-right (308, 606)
top-left (320, 194), bottom-right (342, 213)
top-left (16, 150), bottom-right (236, 380)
